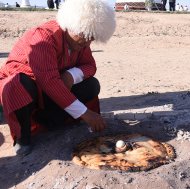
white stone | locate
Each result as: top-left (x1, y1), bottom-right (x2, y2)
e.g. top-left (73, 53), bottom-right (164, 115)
top-left (116, 140), bottom-right (125, 148)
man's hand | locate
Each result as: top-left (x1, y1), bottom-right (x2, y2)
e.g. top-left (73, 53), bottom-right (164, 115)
top-left (61, 71), bottom-right (74, 90)
top-left (80, 109), bottom-right (107, 132)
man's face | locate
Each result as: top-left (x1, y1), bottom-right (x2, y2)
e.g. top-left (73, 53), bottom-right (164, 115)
top-left (66, 31), bottom-right (94, 51)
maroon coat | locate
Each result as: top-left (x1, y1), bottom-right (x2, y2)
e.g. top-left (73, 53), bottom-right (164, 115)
top-left (0, 20), bottom-right (97, 139)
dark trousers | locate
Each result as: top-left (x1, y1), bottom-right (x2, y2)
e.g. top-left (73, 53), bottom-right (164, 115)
top-left (169, 2), bottom-right (175, 11)
top-left (47, 0), bottom-right (54, 9)
top-left (162, 0), bottom-right (167, 11)
top-left (14, 73), bottom-right (100, 145)
top-left (55, 3), bottom-right (59, 9)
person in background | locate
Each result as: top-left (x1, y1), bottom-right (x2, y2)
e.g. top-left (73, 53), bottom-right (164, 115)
top-left (47, 0), bottom-right (54, 9)
top-left (161, 0), bottom-right (167, 11)
top-left (55, 0), bottom-right (61, 9)
top-left (4, 3), bottom-right (9, 7)
top-left (169, 0), bottom-right (176, 11)
top-left (124, 4), bottom-right (128, 11)
top-left (16, 2), bottom-right (20, 7)
top-left (175, 3), bottom-right (180, 11)
top-left (179, 5), bottom-right (184, 11)
top-left (184, 5), bottom-right (188, 11)
top-left (0, 0), bottom-right (116, 156)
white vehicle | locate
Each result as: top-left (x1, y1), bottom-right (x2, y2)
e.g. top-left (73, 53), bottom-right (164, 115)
top-left (21, 0), bottom-right (31, 8)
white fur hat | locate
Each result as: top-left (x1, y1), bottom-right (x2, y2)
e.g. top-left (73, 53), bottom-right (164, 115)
top-left (57, 0), bottom-right (116, 43)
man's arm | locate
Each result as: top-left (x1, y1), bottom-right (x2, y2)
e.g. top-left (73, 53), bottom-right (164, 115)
top-left (27, 28), bottom-right (78, 110)
top-left (27, 29), bottom-right (105, 131)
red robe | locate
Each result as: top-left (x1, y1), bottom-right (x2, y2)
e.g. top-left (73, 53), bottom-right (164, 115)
top-left (0, 20), bottom-right (99, 140)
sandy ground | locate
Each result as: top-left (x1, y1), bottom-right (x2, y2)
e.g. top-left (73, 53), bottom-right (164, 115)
top-left (0, 11), bottom-right (190, 189)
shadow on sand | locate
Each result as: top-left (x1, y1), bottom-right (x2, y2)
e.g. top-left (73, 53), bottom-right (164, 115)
top-left (0, 90), bottom-right (190, 188)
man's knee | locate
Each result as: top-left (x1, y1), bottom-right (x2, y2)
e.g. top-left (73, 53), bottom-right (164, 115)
top-left (87, 77), bottom-right (100, 96)
top-left (71, 77), bottom-right (100, 103)
top-left (81, 77), bottom-right (100, 99)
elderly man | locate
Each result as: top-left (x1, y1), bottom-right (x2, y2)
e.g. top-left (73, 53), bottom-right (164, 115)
top-left (0, 0), bottom-right (116, 156)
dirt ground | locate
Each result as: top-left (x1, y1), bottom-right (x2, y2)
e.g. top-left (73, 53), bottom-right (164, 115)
top-left (0, 11), bottom-right (190, 189)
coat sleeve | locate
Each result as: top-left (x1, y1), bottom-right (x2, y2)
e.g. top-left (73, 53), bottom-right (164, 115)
top-left (76, 46), bottom-right (97, 79)
top-left (26, 28), bottom-right (77, 109)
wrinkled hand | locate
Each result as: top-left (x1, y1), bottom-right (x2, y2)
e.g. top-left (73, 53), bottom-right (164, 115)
top-left (80, 109), bottom-right (107, 132)
top-left (61, 71), bottom-right (74, 90)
